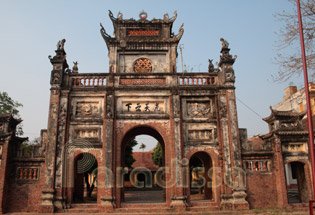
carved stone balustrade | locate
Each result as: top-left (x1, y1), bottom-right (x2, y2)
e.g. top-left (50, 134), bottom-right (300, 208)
top-left (179, 74), bottom-right (217, 86)
top-left (71, 74), bottom-right (108, 87)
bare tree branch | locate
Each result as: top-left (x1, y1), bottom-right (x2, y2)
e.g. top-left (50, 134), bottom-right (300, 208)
top-left (273, 0), bottom-right (315, 82)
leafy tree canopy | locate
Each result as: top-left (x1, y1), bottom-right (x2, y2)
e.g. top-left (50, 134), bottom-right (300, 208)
top-left (0, 92), bottom-right (23, 135)
top-left (152, 142), bottom-right (163, 167)
top-left (0, 92), bottom-right (23, 116)
top-left (124, 138), bottom-right (138, 168)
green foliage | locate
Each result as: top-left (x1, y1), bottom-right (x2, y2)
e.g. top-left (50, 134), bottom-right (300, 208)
top-left (152, 142), bottom-right (163, 167)
top-left (0, 92), bottom-right (23, 116)
top-left (0, 92), bottom-right (24, 135)
top-left (139, 143), bottom-right (146, 151)
top-left (20, 141), bottom-right (32, 157)
top-left (124, 138), bottom-right (138, 168)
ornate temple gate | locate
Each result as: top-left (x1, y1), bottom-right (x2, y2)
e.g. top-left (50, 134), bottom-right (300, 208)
top-left (39, 11), bottom-right (249, 212)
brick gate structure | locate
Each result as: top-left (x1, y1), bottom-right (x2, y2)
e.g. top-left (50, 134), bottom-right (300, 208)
top-left (0, 11), bottom-right (312, 213)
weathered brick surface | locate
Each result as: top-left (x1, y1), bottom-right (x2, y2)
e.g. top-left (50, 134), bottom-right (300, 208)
top-left (6, 162), bottom-right (45, 213)
top-left (246, 172), bottom-right (278, 208)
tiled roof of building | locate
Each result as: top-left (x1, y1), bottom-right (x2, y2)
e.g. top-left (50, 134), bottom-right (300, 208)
top-left (132, 151), bottom-right (159, 171)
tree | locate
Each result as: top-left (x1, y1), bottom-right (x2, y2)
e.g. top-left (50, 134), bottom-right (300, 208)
top-left (139, 143), bottom-right (146, 152)
top-left (124, 138), bottom-right (138, 168)
top-left (273, 0), bottom-right (315, 81)
top-left (0, 91), bottom-right (23, 135)
top-left (152, 142), bottom-right (163, 167)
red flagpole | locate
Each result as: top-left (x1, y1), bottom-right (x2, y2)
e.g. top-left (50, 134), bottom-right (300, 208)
top-left (296, 0), bottom-right (315, 213)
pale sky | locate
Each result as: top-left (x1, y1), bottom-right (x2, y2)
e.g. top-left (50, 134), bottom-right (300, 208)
top-left (0, 0), bottom-right (304, 150)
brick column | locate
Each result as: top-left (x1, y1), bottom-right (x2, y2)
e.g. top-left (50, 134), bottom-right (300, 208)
top-left (100, 91), bottom-right (115, 210)
top-left (170, 93), bottom-right (187, 211)
top-left (41, 44), bottom-right (68, 213)
top-left (218, 43), bottom-right (249, 209)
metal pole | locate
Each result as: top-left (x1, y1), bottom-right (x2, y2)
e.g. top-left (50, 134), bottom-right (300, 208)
top-left (179, 44), bottom-right (184, 73)
top-left (296, 0), bottom-right (315, 206)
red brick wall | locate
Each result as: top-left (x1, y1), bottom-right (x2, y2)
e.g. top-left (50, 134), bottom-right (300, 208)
top-left (5, 163), bottom-right (45, 213)
top-left (246, 172), bottom-right (278, 209)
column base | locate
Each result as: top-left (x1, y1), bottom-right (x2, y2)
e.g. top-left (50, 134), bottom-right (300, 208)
top-left (100, 195), bottom-right (115, 212)
top-left (40, 188), bottom-right (55, 213)
top-left (232, 189), bottom-right (249, 210)
top-left (170, 196), bottom-right (187, 212)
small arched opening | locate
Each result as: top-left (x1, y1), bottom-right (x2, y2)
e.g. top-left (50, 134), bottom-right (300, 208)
top-left (73, 152), bottom-right (98, 203)
top-left (189, 151), bottom-right (213, 201)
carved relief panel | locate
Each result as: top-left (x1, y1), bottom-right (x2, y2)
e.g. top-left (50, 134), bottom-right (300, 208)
top-left (71, 98), bottom-right (104, 119)
top-left (182, 97), bottom-right (215, 120)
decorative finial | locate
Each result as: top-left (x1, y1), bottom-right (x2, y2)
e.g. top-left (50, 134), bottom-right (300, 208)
top-left (163, 12), bottom-right (170, 21)
top-left (175, 23), bottom-right (184, 40)
top-left (57, 39), bottom-right (66, 50)
top-left (208, 59), bottom-right (214, 72)
top-left (139, 11), bottom-right (148, 20)
top-left (220, 38), bottom-right (229, 49)
top-left (117, 11), bottom-right (123, 20)
top-left (170, 10), bottom-right (177, 22)
top-left (72, 61), bottom-right (79, 73)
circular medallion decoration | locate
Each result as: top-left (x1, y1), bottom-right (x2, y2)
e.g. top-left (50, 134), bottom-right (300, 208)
top-left (134, 58), bottom-right (152, 73)
top-left (139, 11), bottom-right (148, 20)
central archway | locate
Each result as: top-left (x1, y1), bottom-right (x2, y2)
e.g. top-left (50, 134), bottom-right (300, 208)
top-left (120, 126), bottom-right (166, 204)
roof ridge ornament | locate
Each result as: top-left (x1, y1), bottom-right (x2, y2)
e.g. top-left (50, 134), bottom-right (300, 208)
top-left (139, 11), bottom-right (148, 20)
top-left (108, 10), bottom-right (117, 22)
top-left (174, 23), bottom-right (184, 40)
top-left (57, 39), bottom-right (66, 50)
top-left (117, 11), bottom-right (123, 20)
top-left (170, 10), bottom-right (177, 22)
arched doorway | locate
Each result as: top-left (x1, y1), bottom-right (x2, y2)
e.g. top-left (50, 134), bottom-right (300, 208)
top-left (189, 152), bottom-right (213, 201)
top-left (285, 161), bottom-right (308, 204)
top-left (73, 153), bottom-right (98, 203)
top-left (120, 126), bottom-right (166, 203)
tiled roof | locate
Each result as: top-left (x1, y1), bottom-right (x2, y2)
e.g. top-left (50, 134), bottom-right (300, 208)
top-left (132, 151), bottom-right (159, 171)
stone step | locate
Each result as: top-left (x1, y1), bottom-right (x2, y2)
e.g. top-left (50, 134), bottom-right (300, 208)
top-left (120, 202), bottom-right (167, 208)
top-left (71, 203), bottom-right (99, 208)
top-left (190, 200), bottom-right (218, 207)
top-left (116, 207), bottom-right (172, 213)
top-left (188, 205), bottom-right (220, 212)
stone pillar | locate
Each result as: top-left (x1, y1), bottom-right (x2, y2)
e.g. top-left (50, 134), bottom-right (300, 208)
top-left (100, 91), bottom-right (115, 211)
top-left (218, 39), bottom-right (249, 210)
top-left (41, 41), bottom-right (68, 213)
top-left (54, 93), bottom-right (69, 209)
top-left (273, 138), bottom-right (289, 207)
top-left (170, 93), bottom-right (187, 211)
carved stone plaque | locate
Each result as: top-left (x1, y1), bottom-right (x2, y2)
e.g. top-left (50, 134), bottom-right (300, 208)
top-left (75, 128), bottom-right (100, 139)
top-left (122, 101), bottom-right (164, 113)
top-left (188, 129), bottom-right (214, 141)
